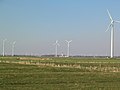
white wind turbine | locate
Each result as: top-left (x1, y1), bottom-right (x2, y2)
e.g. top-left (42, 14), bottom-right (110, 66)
top-left (106, 9), bottom-right (120, 58)
top-left (2, 39), bottom-right (7, 56)
top-left (12, 41), bottom-right (16, 56)
top-left (65, 40), bottom-right (72, 57)
top-left (53, 40), bottom-right (60, 57)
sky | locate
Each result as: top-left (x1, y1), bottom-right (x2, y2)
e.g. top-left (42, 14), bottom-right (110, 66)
top-left (0, 0), bottom-right (120, 56)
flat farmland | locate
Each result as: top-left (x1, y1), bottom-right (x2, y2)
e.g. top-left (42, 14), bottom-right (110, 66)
top-left (0, 57), bottom-right (120, 90)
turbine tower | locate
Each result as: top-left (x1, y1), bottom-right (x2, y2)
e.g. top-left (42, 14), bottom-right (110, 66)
top-left (53, 40), bottom-right (60, 57)
top-left (12, 41), bottom-right (16, 56)
top-left (2, 39), bottom-right (7, 56)
top-left (65, 40), bottom-right (72, 57)
top-left (106, 9), bottom-right (120, 58)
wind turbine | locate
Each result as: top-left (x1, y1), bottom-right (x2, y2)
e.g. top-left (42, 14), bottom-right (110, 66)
top-left (2, 39), bottom-right (7, 56)
top-left (53, 40), bottom-right (60, 57)
top-left (65, 40), bottom-right (72, 57)
top-left (12, 41), bottom-right (16, 56)
top-left (106, 9), bottom-right (120, 58)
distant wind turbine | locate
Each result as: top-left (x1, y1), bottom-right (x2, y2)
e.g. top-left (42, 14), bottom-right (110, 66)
top-left (2, 39), bottom-right (7, 56)
top-left (53, 40), bottom-right (60, 57)
top-left (65, 40), bottom-right (72, 57)
top-left (106, 9), bottom-right (120, 58)
top-left (12, 41), bottom-right (16, 56)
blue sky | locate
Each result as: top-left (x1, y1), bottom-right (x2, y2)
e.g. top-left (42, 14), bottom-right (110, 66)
top-left (0, 0), bottom-right (120, 56)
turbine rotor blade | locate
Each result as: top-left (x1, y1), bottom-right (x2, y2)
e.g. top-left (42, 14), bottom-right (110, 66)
top-left (105, 23), bottom-right (112, 32)
top-left (69, 40), bottom-right (72, 42)
top-left (56, 40), bottom-right (58, 43)
top-left (13, 41), bottom-right (16, 44)
top-left (65, 40), bottom-right (72, 43)
top-left (57, 43), bottom-right (60, 46)
top-left (115, 21), bottom-right (120, 23)
top-left (53, 40), bottom-right (60, 46)
top-left (65, 40), bottom-right (68, 42)
top-left (107, 9), bottom-right (113, 21)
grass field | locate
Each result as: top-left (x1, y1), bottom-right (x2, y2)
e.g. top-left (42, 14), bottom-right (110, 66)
top-left (0, 57), bottom-right (120, 90)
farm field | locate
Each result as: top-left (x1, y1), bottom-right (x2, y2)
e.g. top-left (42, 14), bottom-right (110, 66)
top-left (0, 57), bottom-right (120, 90)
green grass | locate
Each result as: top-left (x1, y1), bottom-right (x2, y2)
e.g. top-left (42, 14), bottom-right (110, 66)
top-left (0, 57), bottom-right (120, 90)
